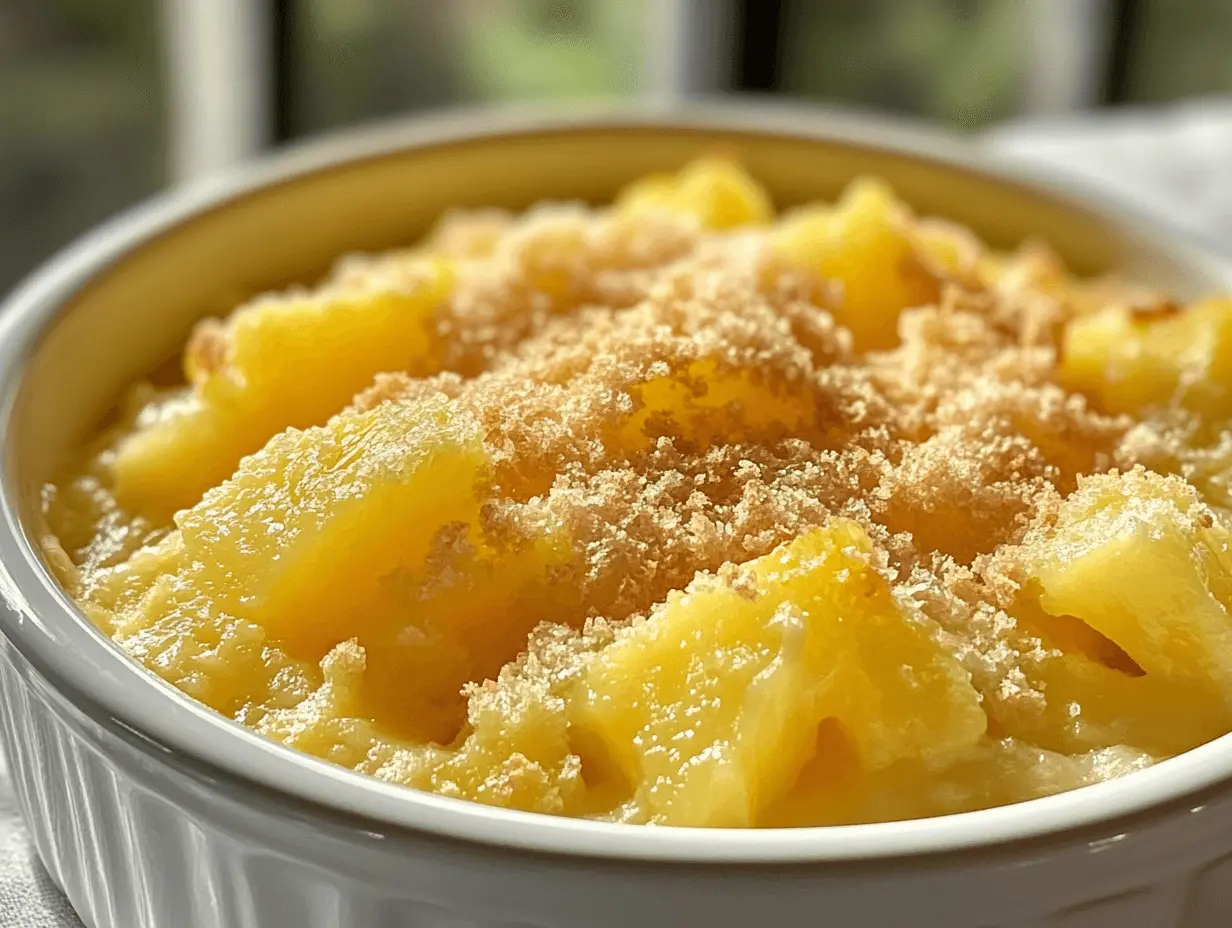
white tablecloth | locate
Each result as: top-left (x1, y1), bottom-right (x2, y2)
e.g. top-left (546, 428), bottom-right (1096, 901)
top-left (0, 750), bottom-right (82, 927)
top-left (988, 100), bottom-right (1232, 254)
top-left (3, 100), bottom-right (1232, 928)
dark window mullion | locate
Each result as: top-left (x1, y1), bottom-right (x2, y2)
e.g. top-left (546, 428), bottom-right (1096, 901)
top-left (270, 0), bottom-right (298, 143)
top-left (1103, 0), bottom-right (1145, 104)
top-left (731, 0), bottom-right (786, 92)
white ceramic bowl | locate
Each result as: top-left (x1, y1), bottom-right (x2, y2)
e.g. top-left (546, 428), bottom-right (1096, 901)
top-left (3, 105), bottom-right (1232, 928)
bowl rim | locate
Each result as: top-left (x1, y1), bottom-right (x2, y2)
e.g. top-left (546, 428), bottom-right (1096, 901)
top-left (3, 100), bottom-right (1232, 866)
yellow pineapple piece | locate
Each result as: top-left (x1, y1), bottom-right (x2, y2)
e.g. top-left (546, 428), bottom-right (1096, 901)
top-left (615, 358), bottom-right (814, 452)
top-left (981, 599), bottom-right (1228, 758)
top-left (913, 221), bottom-right (1087, 314)
top-left (1025, 652), bottom-right (1230, 758)
top-left (255, 640), bottom-right (382, 768)
top-left (114, 259), bottom-right (453, 518)
top-left (775, 179), bottom-right (940, 351)
top-left (107, 391), bottom-right (237, 525)
top-left (908, 738), bottom-right (1154, 819)
top-left (984, 241), bottom-right (1074, 302)
top-left (1060, 298), bottom-right (1232, 416)
top-left (125, 591), bottom-right (319, 718)
top-left (571, 520), bottom-right (985, 827)
top-left (1022, 468), bottom-right (1232, 708)
top-left (412, 664), bottom-right (582, 814)
top-left (86, 398), bottom-right (489, 717)
top-left (359, 524), bottom-right (572, 744)
top-left (765, 736), bottom-right (1154, 827)
top-left (352, 641), bottom-right (584, 815)
top-left (79, 533), bottom-right (320, 718)
top-left (616, 157), bottom-right (773, 230)
top-left (911, 217), bottom-right (986, 286)
top-left (175, 397), bottom-right (487, 651)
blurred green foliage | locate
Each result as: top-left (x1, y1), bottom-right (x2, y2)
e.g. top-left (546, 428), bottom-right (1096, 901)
top-left (0, 0), bottom-right (164, 294)
top-left (295, 0), bottom-right (643, 134)
top-left (294, 0), bottom-right (462, 134)
top-left (780, 0), bottom-right (1028, 129)
top-left (458, 0), bottom-right (642, 102)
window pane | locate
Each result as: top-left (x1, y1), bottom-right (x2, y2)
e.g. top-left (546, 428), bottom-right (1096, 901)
top-left (293, 0), bottom-right (646, 137)
top-left (778, 0), bottom-right (1030, 129)
top-left (1124, 0), bottom-right (1232, 102)
top-left (0, 0), bottom-right (167, 293)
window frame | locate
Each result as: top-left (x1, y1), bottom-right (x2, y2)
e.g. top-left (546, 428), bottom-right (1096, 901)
top-left (160, 0), bottom-right (1136, 183)
top-left (161, 0), bottom-right (271, 181)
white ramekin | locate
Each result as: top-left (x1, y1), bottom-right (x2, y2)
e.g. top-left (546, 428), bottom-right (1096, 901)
top-left (2, 105), bottom-right (1232, 928)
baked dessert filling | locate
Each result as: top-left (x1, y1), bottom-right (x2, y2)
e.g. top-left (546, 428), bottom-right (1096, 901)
top-left (43, 158), bottom-right (1232, 827)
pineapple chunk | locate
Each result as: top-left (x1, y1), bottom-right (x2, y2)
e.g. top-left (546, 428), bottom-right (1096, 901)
top-left (775, 179), bottom-right (940, 350)
top-left (81, 530), bottom-right (323, 717)
top-left (615, 358), bottom-right (814, 452)
top-left (984, 601), bottom-right (1229, 758)
top-left (108, 391), bottom-right (248, 527)
top-left (1023, 651), bottom-right (1230, 758)
top-left (255, 640), bottom-right (380, 769)
top-left (571, 520), bottom-right (985, 827)
top-left (93, 398), bottom-right (488, 700)
top-left (323, 640), bottom-right (586, 816)
top-left (765, 736), bottom-right (1154, 827)
top-left (175, 397), bottom-right (487, 652)
top-left (911, 217), bottom-right (987, 287)
top-left (912, 221), bottom-right (1089, 314)
top-left (1060, 298), bottom-right (1232, 416)
top-left (255, 640), bottom-right (580, 816)
top-left (103, 580), bottom-right (319, 717)
top-left (1022, 468), bottom-right (1232, 707)
top-left (406, 661), bottom-right (582, 815)
top-left (616, 157), bottom-right (773, 230)
top-left (114, 260), bottom-right (453, 518)
top-left (359, 524), bottom-right (572, 744)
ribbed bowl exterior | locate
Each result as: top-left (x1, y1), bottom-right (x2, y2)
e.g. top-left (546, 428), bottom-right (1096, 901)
top-left (3, 632), bottom-right (1232, 928)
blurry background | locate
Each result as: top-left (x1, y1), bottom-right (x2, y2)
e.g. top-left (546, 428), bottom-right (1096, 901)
top-left (2, 0), bottom-right (1230, 296)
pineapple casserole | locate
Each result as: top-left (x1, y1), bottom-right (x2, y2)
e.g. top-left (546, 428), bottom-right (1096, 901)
top-left (42, 158), bottom-right (1232, 827)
